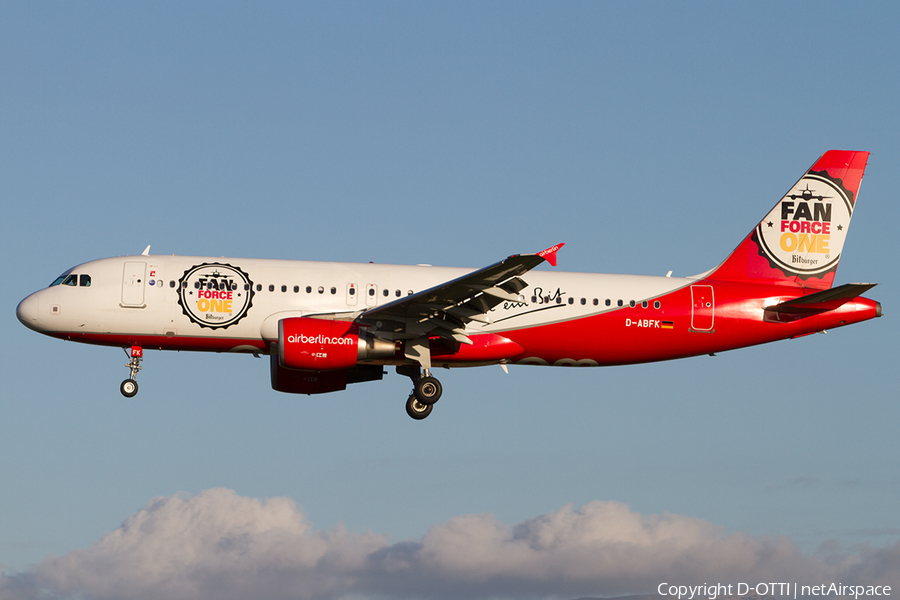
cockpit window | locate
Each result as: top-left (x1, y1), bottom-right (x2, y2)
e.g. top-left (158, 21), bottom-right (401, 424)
top-left (49, 270), bottom-right (91, 288)
top-left (49, 269), bottom-right (74, 287)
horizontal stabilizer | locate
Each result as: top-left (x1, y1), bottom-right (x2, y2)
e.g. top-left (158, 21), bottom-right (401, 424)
top-left (766, 283), bottom-right (877, 317)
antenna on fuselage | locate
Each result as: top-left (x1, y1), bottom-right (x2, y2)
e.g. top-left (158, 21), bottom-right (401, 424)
top-left (141, 245), bottom-right (151, 256)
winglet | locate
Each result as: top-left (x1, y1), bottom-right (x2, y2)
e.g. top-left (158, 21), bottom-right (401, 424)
top-left (141, 245), bottom-right (151, 256)
top-left (537, 243), bottom-right (565, 267)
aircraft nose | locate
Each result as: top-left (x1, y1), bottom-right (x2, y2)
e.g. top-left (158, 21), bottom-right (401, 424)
top-left (16, 293), bottom-right (41, 331)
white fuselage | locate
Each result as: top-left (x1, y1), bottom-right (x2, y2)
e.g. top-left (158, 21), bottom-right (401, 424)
top-left (18, 254), bottom-right (690, 353)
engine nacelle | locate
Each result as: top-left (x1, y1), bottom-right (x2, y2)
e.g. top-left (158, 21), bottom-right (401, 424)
top-left (270, 353), bottom-right (385, 394)
top-left (278, 317), bottom-right (396, 371)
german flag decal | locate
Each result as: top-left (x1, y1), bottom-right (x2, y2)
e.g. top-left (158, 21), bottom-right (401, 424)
top-left (661, 321), bottom-right (674, 329)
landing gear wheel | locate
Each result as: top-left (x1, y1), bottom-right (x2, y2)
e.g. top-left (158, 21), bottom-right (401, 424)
top-left (121, 347), bottom-right (143, 398)
top-left (414, 376), bottom-right (442, 405)
top-left (406, 394), bottom-right (433, 420)
top-left (120, 379), bottom-right (139, 398)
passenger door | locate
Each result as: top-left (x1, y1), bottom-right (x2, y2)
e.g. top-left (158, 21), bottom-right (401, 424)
top-left (121, 262), bottom-right (147, 307)
top-left (690, 285), bottom-right (714, 331)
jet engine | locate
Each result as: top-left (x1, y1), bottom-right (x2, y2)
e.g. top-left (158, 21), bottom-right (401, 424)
top-left (271, 317), bottom-right (395, 394)
top-left (278, 317), bottom-right (396, 371)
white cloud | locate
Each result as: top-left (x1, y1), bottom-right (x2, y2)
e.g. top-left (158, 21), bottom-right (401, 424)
top-left (1, 489), bottom-right (898, 600)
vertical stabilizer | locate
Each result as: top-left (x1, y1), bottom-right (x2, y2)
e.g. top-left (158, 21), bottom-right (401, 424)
top-left (710, 150), bottom-right (869, 289)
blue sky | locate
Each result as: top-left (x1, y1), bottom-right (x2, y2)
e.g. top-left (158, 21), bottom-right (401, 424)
top-left (2, 2), bottom-right (898, 598)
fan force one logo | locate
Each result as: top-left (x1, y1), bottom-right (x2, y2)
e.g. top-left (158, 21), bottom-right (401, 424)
top-left (178, 263), bottom-right (254, 329)
top-left (756, 173), bottom-right (853, 276)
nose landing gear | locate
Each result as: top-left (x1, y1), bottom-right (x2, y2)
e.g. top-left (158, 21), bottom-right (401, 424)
top-left (120, 346), bottom-right (143, 398)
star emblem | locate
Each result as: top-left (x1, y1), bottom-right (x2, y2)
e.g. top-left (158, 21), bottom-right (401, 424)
top-left (766, 221), bottom-right (773, 228)
top-left (837, 224), bottom-right (843, 231)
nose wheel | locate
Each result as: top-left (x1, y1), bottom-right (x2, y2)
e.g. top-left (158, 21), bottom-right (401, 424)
top-left (120, 378), bottom-right (138, 398)
top-left (121, 346), bottom-right (143, 398)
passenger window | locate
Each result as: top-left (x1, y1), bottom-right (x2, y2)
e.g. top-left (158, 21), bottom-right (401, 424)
top-left (256, 284), bottom-right (262, 292)
top-left (330, 287), bottom-right (337, 294)
top-left (654, 300), bottom-right (661, 309)
top-left (293, 285), bottom-right (299, 293)
top-left (306, 286), bottom-right (312, 293)
top-left (605, 299), bottom-right (611, 306)
top-left (349, 287), bottom-right (356, 295)
top-left (581, 298), bottom-right (586, 305)
top-left (593, 299), bottom-right (598, 306)
top-left (642, 301), bottom-right (648, 308)
top-left (531, 296), bottom-right (537, 303)
top-left (396, 290), bottom-right (401, 297)
top-left (281, 285), bottom-right (287, 293)
top-left (63, 274), bottom-right (77, 286)
top-left (318, 286), bottom-right (324, 294)
top-left (383, 289), bottom-right (389, 297)
top-left (617, 299), bottom-right (623, 307)
top-left (630, 300), bottom-right (636, 307)
top-left (79, 275), bottom-right (91, 287)
top-left (268, 284), bottom-right (274, 292)
top-left (568, 298), bottom-right (574, 305)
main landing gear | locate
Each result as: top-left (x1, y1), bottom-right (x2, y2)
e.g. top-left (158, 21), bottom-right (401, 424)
top-left (399, 365), bottom-right (443, 420)
top-left (120, 346), bottom-right (143, 398)
top-left (406, 394), bottom-right (432, 420)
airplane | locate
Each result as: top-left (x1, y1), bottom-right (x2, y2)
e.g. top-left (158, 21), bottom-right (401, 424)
top-left (788, 183), bottom-right (832, 202)
top-left (17, 150), bottom-right (882, 420)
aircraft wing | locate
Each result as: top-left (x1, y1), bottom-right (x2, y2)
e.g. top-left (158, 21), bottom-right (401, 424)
top-left (359, 244), bottom-right (564, 345)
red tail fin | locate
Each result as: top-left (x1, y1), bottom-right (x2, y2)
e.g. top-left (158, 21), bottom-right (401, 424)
top-left (710, 150), bottom-right (869, 289)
